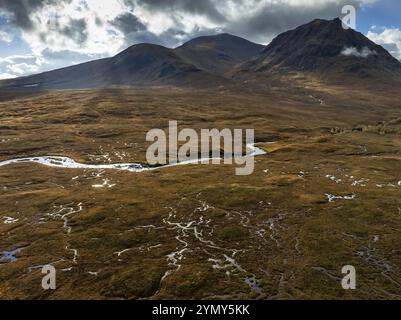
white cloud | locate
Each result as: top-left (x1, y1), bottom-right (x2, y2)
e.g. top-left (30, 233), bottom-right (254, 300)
top-left (21, 0), bottom-right (128, 57)
top-left (0, 73), bottom-right (17, 80)
top-left (367, 28), bottom-right (401, 59)
top-left (341, 46), bottom-right (376, 58)
top-left (0, 31), bottom-right (13, 43)
top-left (6, 62), bottom-right (39, 75)
top-left (0, 54), bottom-right (41, 65)
top-left (0, 54), bottom-right (43, 78)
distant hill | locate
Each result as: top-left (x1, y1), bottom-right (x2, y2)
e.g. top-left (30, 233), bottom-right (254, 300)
top-left (0, 34), bottom-right (262, 90)
top-left (175, 33), bottom-right (264, 75)
top-left (0, 43), bottom-right (227, 89)
top-left (234, 18), bottom-right (401, 81)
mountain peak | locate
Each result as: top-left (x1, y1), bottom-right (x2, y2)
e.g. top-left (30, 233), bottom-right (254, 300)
top-left (175, 33), bottom-right (264, 75)
top-left (310, 17), bottom-right (341, 24)
top-left (177, 33), bottom-right (262, 49)
top-left (248, 17), bottom-right (401, 78)
top-left (115, 43), bottom-right (170, 58)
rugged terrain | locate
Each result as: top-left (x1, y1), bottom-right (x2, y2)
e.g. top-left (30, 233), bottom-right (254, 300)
top-left (1, 18), bottom-right (401, 300)
top-left (0, 83), bottom-right (401, 300)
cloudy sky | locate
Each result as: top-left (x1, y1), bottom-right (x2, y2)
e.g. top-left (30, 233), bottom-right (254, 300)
top-left (0, 0), bottom-right (400, 79)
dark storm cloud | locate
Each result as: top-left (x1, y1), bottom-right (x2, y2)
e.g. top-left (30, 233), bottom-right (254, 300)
top-left (123, 0), bottom-right (226, 23)
top-left (110, 12), bottom-right (146, 35)
top-left (0, 0), bottom-right (373, 48)
top-left (121, 26), bottom-right (221, 48)
top-left (0, 0), bottom-right (383, 68)
top-left (224, 0), bottom-right (366, 43)
top-left (94, 16), bottom-right (103, 27)
top-left (58, 18), bottom-right (88, 43)
top-left (117, 0), bottom-right (228, 47)
top-left (121, 0), bottom-right (369, 45)
top-left (0, 0), bottom-right (71, 30)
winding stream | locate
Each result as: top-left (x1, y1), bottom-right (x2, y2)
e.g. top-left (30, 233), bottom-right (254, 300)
top-left (0, 143), bottom-right (268, 172)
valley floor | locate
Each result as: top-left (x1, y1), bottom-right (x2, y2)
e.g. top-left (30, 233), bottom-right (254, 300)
top-left (0, 86), bottom-right (401, 299)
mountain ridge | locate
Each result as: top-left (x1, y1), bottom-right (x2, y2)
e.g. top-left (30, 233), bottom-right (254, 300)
top-left (1, 19), bottom-right (401, 90)
top-left (234, 18), bottom-right (401, 81)
top-left (0, 33), bottom-right (262, 89)
top-left (175, 33), bottom-right (264, 75)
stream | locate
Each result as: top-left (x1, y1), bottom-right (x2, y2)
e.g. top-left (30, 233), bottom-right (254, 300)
top-left (0, 143), bottom-right (268, 172)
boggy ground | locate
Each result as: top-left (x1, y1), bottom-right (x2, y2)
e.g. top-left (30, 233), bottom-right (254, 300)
top-left (0, 84), bottom-right (401, 299)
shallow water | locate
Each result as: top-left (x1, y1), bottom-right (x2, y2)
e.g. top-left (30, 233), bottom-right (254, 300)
top-left (0, 248), bottom-right (23, 262)
top-left (0, 143), bottom-right (267, 173)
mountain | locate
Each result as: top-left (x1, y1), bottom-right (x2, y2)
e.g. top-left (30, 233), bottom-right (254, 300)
top-left (0, 43), bottom-right (227, 90)
top-left (175, 33), bottom-right (264, 75)
top-left (2, 20), bottom-right (401, 90)
top-left (103, 43), bottom-right (223, 86)
top-left (0, 34), bottom-right (263, 90)
top-left (235, 18), bottom-right (401, 81)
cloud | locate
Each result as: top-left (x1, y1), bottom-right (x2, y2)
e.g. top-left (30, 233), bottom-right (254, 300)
top-left (0, 0), bottom-right (380, 48)
top-left (0, 54), bottom-right (43, 77)
top-left (341, 46), bottom-right (376, 58)
top-left (0, 54), bottom-right (41, 65)
top-left (124, 0), bottom-right (375, 44)
top-left (1, 0), bottom-right (379, 49)
top-left (13, 0), bottom-right (125, 70)
top-left (0, 0), bottom-right (382, 77)
top-left (0, 30), bottom-right (13, 43)
top-left (57, 18), bottom-right (89, 44)
top-left (124, 0), bottom-right (227, 23)
top-left (41, 48), bottom-right (102, 63)
top-left (0, 0), bottom-right (72, 30)
top-left (367, 28), bottom-right (401, 59)
top-left (0, 72), bottom-right (17, 79)
top-left (110, 12), bottom-right (146, 35)
top-left (7, 62), bottom-right (39, 75)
